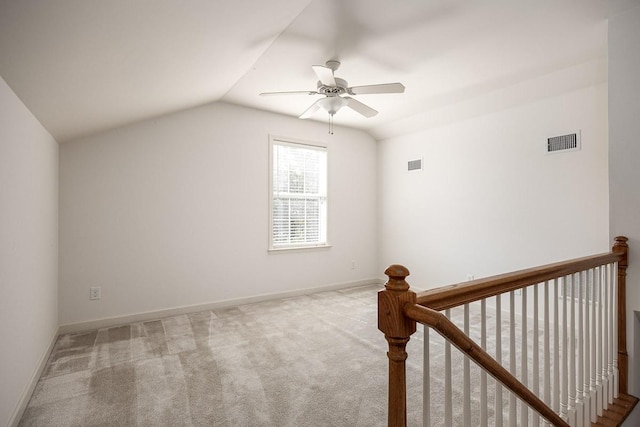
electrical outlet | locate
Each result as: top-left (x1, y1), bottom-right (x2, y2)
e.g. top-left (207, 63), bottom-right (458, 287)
top-left (351, 260), bottom-right (356, 269)
top-left (467, 274), bottom-right (475, 281)
top-left (90, 286), bottom-right (101, 300)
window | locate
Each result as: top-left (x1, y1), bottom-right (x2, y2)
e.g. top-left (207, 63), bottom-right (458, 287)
top-left (269, 136), bottom-right (328, 250)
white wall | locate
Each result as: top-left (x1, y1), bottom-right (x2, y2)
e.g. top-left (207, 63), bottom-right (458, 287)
top-left (378, 83), bottom-right (609, 289)
top-left (59, 102), bottom-right (378, 327)
top-left (609, 2), bottom-right (640, 399)
top-left (0, 76), bottom-right (58, 426)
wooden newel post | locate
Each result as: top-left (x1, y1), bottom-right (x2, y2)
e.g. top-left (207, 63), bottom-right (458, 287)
top-left (613, 236), bottom-right (629, 394)
top-left (378, 265), bottom-right (417, 427)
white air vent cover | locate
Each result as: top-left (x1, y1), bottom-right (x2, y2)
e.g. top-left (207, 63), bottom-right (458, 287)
top-left (407, 158), bottom-right (423, 172)
top-left (547, 131), bottom-right (581, 153)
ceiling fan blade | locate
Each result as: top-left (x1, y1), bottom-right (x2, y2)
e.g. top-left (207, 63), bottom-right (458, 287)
top-left (344, 97), bottom-right (378, 118)
top-left (312, 65), bottom-right (336, 87)
top-left (260, 90), bottom-right (318, 96)
top-left (299, 99), bottom-right (323, 119)
top-left (349, 82), bottom-right (405, 95)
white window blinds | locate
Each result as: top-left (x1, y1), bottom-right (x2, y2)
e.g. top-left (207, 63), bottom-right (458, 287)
top-left (270, 138), bottom-right (327, 249)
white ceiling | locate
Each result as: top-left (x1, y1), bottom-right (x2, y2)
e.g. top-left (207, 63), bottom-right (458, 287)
top-left (0, 0), bottom-right (636, 142)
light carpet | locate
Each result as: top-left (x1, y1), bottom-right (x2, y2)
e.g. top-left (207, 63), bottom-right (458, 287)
top-left (19, 285), bottom-right (431, 426)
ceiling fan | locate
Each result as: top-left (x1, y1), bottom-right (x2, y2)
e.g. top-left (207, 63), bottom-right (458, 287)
top-left (260, 60), bottom-right (405, 133)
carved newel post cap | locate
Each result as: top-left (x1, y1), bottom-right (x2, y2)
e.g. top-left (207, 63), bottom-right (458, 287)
top-left (384, 264), bottom-right (410, 292)
top-left (614, 236), bottom-right (628, 246)
top-left (613, 236), bottom-right (629, 267)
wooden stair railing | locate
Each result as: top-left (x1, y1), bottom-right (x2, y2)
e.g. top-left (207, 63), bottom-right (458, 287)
top-left (378, 236), bottom-right (637, 426)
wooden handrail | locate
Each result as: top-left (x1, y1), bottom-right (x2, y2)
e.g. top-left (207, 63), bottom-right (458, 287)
top-left (416, 247), bottom-right (625, 311)
top-left (403, 302), bottom-right (570, 427)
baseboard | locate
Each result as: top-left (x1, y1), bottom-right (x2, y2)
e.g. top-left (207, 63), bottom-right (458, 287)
top-left (59, 278), bottom-right (384, 335)
top-left (8, 326), bottom-right (59, 427)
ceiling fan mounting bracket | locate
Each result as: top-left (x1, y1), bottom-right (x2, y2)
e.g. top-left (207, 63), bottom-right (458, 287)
top-left (325, 60), bottom-right (341, 71)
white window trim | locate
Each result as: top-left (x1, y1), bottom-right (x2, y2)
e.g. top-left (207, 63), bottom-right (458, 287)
top-left (268, 135), bottom-right (330, 252)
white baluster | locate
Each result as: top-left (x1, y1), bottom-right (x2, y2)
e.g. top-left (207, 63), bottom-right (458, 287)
top-left (521, 287), bottom-right (529, 427)
top-left (481, 299), bottom-right (488, 427)
top-left (607, 263), bottom-right (615, 404)
top-left (576, 272), bottom-right (584, 427)
top-left (464, 304), bottom-right (471, 427)
top-left (532, 284), bottom-right (540, 426)
top-left (583, 270), bottom-right (592, 424)
top-left (445, 309), bottom-right (453, 426)
top-left (602, 265), bottom-right (610, 410)
top-left (612, 262), bottom-right (619, 400)
top-left (590, 268), bottom-right (598, 422)
top-left (561, 277), bottom-right (569, 421)
top-left (423, 325), bottom-right (431, 427)
top-left (553, 278), bottom-right (560, 415)
top-left (544, 281), bottom-right (552, 426)
top-left (495, 295), bottom-right (503, 427)
top-left (510, 291), bottom-right (517, 426)
top-left (568, 274), bottom-right (576, 426)
top-left (596, 267), bottom-right (603, 417)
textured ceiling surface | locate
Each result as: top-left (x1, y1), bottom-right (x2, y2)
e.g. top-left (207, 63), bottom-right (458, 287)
top-left (0, 0), bottom-right (636, 142)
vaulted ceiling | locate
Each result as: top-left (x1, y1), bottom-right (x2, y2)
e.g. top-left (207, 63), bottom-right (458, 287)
top-left (0, 0), bottom-right (636, 142)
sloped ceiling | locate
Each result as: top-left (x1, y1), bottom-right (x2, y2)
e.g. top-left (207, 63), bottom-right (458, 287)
top-left (0, 0), bottom-right (635, 142)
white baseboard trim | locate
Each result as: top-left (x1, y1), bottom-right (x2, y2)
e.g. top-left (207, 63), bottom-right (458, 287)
top-left (9, 326), bottom-right (59, 427)
top-left (59, 278), bottom-right (384, 335)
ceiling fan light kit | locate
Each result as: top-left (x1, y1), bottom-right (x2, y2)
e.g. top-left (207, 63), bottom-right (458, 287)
top-left (319, 97), bottom-right (348, 115)
top-left (260, 60), bottom-right (405, 134)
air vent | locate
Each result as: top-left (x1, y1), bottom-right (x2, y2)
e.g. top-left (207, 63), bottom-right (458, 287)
top-left (547, 131), bottom-right (581, 153)
top-left (407, 158), bottom-right (423, 172)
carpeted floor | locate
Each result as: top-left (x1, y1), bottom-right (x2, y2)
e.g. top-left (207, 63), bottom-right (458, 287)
top-left (19, 285), bottom-right (428, 426)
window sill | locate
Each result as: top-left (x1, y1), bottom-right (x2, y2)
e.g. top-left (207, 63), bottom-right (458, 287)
top-left (268, 244), bottom-right (332, 254)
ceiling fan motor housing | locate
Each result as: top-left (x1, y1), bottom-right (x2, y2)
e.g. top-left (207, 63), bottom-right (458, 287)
top-left (317, 77), bottom-right (348, 95)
